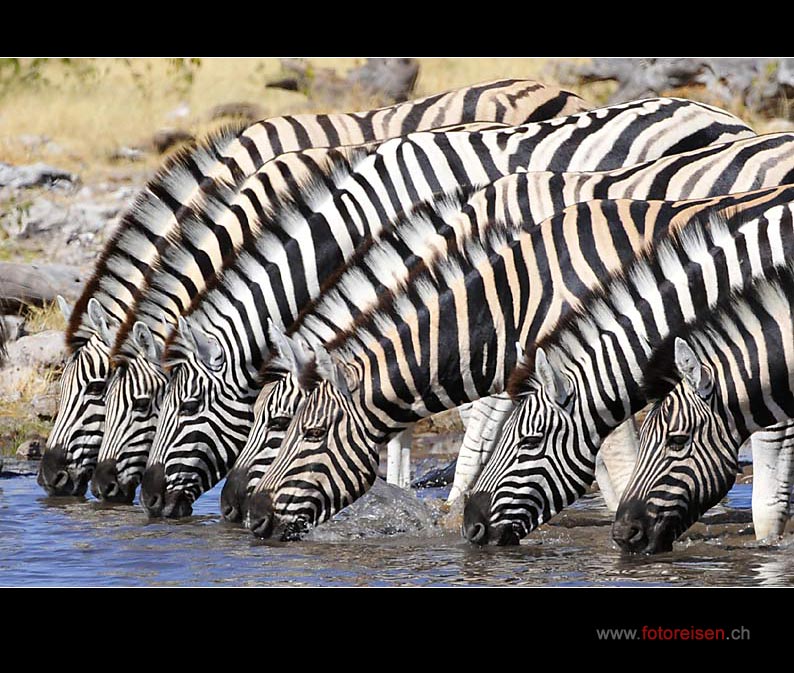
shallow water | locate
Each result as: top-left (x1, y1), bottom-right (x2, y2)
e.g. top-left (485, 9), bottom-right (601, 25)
top-left (1, 457), bottom-right (792, 587)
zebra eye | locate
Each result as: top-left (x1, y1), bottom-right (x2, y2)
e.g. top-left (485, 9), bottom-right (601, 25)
top-left (517, 434), bottom-right (543, 458)
top-left (180, 399), bottom-right (201, 415)
top-left (132, 397), bottom-right (150, 413)
top-left (268, 416), bottom-right (292, 432)
top-left (86, 380), bottom-right (107, 397)
top-left (667, 433), bottom-right (690, 453)
top-left (304, 427), bottom-right (326, 442)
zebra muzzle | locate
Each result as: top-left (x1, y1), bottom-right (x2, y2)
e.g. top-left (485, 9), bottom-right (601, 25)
top-left (247, 491), bottom-right (276, 539)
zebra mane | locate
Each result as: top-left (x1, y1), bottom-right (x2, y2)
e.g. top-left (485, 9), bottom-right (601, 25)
top-left (253, 184), bottom-right (482, 380)
top-left (66, 121), bottom-right (250, 354)
top-left (161, 145), bottom-right (373, 362)
top-left (322, 217), bottom-right (520, 366)
top-left (506, 203), bottom-right (755, 398)
top-left (642, 259), bottom-right (794, 401)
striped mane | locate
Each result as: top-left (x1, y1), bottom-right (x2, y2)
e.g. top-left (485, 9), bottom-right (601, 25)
top-left (505, 204), bottom-right (761, 399)
top-left (159, 145), bottom-right (373, 361)
top-left (66, 121), bottom-right (250, 354)
top-left (641, 261), bottom-right (794, 402)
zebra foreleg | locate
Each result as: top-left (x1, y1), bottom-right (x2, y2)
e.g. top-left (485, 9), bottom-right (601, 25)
top-left (448, 393), bottom-right (515, 504)
top-left (750, 421), bottom-right (794, 540)
top-left (386, 425), bottom-right (414, 488)
top-left (597, 416), bottom-right (640, 504)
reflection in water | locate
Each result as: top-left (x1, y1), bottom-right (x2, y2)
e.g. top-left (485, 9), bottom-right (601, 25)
top-left (0, 459), bottom-right (791, 587)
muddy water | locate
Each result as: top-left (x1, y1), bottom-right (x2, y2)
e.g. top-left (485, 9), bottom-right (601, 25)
top-left (1, 454), bottom-right (793, 587)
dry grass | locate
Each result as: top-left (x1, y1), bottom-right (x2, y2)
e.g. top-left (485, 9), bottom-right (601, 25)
top-left (23, 300), bottom-right (67, 333)
top-left (0, 57), bottom-right (600, 181)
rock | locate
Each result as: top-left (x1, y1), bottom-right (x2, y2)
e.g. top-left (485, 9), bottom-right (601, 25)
top-left (554, 57), bottom-right (794, 117)
top-left (1, 195), bottom-right (119, 240)
top-left (150, 128), bottom-right (194, 154)
top-left (267, 57), bottom-right (419, 107)
top-left (742, 464), bottom-right (754, 476)
top-left (1, 315), bottom-right (26, 341)
top-left (0, 162), bottom-right (77, 190)
top-left (208, 102), bottom-right (265, 122)
top-left (31, 391), bottom-right (59, 419)
top-left (109, 146), bottom-right (146, 162)
top-left (16, 436), bottom-right (45, 460)
top-left (166, 102), bottom-right (191, 121)
top-left (347, 58), bottom-right (419, 104)
top-left (0, 261), bottom-right (87, 309)
top-left (4, 330), bottom-right (67, 368)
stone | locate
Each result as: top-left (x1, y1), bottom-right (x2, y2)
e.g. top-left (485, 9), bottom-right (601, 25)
top-left (4, 330), bottom-right (67, 368)
top-left (0, 162), bottom-right (77, 190)
top-left (150, 128), bottom-right (194, 154)
top-left (30, 391), bottom-right (59, 419)
top-left (208, 102), bottom-right (265, 122)
top-left (16, 436), bottom-right (45, 460)
top-left (1, 315), bottom-right (26, 341)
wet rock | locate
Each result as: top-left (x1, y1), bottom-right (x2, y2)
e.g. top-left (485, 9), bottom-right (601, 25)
top-left (0, 162), bottom-right (77, 191)
top-left (16, 436), bottom-right (45, 460)
top-left (208, 102), bottom-right (265, 122)
top-left (305, 478), bottom-right (440, 541)
top-left (5, 330), bottom-right (67, 368)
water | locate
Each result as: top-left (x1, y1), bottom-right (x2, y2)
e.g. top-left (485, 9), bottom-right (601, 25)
top-left (1, 457), bottom-right (792, 587)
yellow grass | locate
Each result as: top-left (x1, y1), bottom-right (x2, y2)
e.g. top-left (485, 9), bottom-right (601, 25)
top-left (23, 300), bottom-right (67, 333)
top-left (0, 57), bottom-right (600, 181)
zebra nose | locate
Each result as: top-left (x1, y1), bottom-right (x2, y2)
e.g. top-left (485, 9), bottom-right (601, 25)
top-left (612, 499), bottom-right (650, 552)
top-left (91, 459), bottom-right (119, 500)
top-left (247, 491), bottom-right (276, 539)
top-left (163, 490), bottom-right (193, 519)
top-left (37, 446), bottom-right (73, 496)
top-left (220, 468), bottom-right (249, 523)
top-left (140, 463), bottom-right (166, 518)
top-left (463, 491), bottom-right (493, 545)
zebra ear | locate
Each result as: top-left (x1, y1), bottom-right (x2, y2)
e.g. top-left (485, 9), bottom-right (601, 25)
top-left (674, 337), bottom-right (714, 399)
top-left (178, 316), bottom-right (224, 371)
top-left (132, 321), bottom-right (163, 363)
top-left (534, 347), bottom-right (572, 408)
top-left (267, 319), bottom-right (313, 378)
top-left (56, 295), bottom-right (72, 321)
top-left (87, 298), bottom-right (118, 347)
top-left (314, 344), bottom-right (358, 397)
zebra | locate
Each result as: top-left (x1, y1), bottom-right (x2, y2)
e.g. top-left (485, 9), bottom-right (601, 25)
top-left (613, 274), bottom-right (794, 554)
top-left (243, 185), bottom-right (794, 540)
top-left (135, 97), bottom-right (755, 518)
top-left (461, 196), bottom-right (794, 547)
top-left (41, 78), bottom-right (576, 499)
top-left (228, 131), bottom-right (794, 523)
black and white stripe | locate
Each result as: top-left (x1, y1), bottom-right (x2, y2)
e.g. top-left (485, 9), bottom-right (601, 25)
top-left (464, 194), bottom-right (794, 547)
top-left (243, 186), bottom-right (794, 540)
top-left (138, 97), bottom-right (755, 519)
top-left (614, 269), bottom-right (794, 553)
top-left (42, 79), bottom-right (571, 500)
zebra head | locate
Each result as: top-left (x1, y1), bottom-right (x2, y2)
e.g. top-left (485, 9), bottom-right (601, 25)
top-left (39, 297), bottom-right (118, 497)
top-left (463, 347), bottom-right (596, 545)
top-left (90, 321), bottom-right (167, 503)
top-left (220, 370), bottom-right (306, 523)
top-left (246, 338), bottom-right (377, 541)
top-left (613, 337), bottom-right (737, 554)
top-left (140, 315), bottom-right (256, 519)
